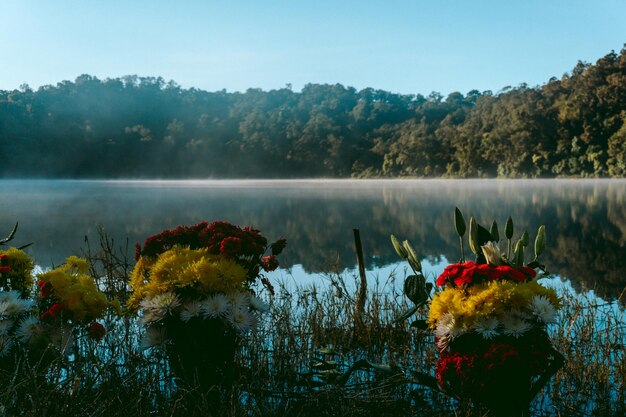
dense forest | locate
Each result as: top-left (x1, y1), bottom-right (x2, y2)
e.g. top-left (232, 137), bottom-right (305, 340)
top-left (1, 47), bottom-right (625, 178)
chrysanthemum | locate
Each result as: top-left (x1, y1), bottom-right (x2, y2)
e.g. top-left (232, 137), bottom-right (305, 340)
top-left (474, 317), bottom-right (499, 339)
top-left (0, 335), bottom-right (14, 357)
top-left (529, 295), bottom-right (557, 324)
top-left (230, 292), bottom-right (250, 311)
top-left (249, 295), bottom-right (270, 313)
top-left (0, 319), bottom-right (12, 335)
top-left (227, 307), bottom-right (255, 333)
top-left (435, 313), bottom-right (456, 339)
top-left (16, 316), bottom-right (45, 344)
top-left (502, 312), bottom-right (531, 337)
top-left (141, 325), bottom-right (168, 350)
top-left (201, 294), bottom-right (230, 318)
top-left (179, 300), bottom-right (203, 322)
top-left (139, 292), bottom-right (181, 322)
top-left (0, 290), bottom-right (21, 303)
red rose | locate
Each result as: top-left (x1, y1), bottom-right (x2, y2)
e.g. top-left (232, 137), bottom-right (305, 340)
top-left (88, 322), bottom-right (106, 341)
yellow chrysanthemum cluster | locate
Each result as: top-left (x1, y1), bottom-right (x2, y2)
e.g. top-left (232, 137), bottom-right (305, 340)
top-left (0, 247), bottom-right (35, 295)
top-left (128, 246), bottom-right (248, 309)
top-left (428, 280), bottom-right (560, 330)
top-left (38, 256), bottom-right (112, 323)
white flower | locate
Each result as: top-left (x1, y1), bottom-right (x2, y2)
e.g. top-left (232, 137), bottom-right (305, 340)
top-left (179, 301), bottom-right (203, 322)
top-left (474, 317), bottom-right (499, 339)
top-left (139, 292), bottom-right (181, 322)
top-left (227, 308), bottom-right (255, 333)
top-left (140, 309), bottom-right (164, 325)
top-left (140, 325), bottom-right (168, 350)
top-left (502, 311), bottom-right (531, 337)
top-left (230, 292), bottom-right (251, 311)
top-left (0, 291), bottom-right (21, 303)
top-left (435, 313), bottom-right (466, 350)
top-left (481, 241), bottom-right (505, 266)
top-left (0, 335), bottom-right (14, 357)
top-left (530, 295), bottom-right (557, 324)
top-left (0, 319), bottom-right (12, 335)
top-left (201, 294), bottom-right (230, 319)
top-left (249, 295), bottom-right (270, 313)
top-left (16, 316), bottom-right (45, 344)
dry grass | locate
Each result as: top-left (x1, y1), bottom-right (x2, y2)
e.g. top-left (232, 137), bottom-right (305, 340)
top-left (0, 234), bottom-right (623, 417)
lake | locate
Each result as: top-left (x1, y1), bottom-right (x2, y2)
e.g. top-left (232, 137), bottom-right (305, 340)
top-left (1, 179), bottom-right (625, 301)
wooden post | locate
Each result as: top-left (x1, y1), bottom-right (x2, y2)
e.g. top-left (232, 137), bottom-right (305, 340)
top-left (353, 229), bottom-right (367, 338)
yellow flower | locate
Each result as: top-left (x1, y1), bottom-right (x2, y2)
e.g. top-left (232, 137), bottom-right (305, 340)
top-left (127, 246), bottom-right (248, 310)
top-left (37, 256), bottom-right (113, 323)
top-left (0, 247), bottom-right (35, 295)
top-left (428, 280), bottom-right (560, 330)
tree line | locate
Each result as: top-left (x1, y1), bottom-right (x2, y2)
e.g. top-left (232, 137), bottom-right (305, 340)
top-left (1, 47), bottom-right (625, 178)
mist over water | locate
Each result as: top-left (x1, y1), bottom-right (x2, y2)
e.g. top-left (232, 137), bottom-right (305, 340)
top-left (1, 179), bottom-right (625, 301)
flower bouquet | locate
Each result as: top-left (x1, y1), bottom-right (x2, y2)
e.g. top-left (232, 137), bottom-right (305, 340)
top-left (21, 256), bottom-right (116, 368)
top-left (393, 210), bottom-right (563, 416)
top-left (129, 221), bottom-right (285, 394)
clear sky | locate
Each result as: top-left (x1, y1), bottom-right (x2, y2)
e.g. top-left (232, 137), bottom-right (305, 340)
top-left (1, 1), bottom-right (624, 96)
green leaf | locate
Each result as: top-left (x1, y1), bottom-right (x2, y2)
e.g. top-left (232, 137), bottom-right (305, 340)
top-left (409, 319), bottom-right (429, 331)
top-left (505, 217), bottom-right (514, 239)
top-left (534, 225), bottom-right (546, 258)
top-left (395, 305), bottom-right (420, 322)
top-left (490, 221), bottom-right (500, 242)
top-left (404, 274), bottom-right (427, 304)
top-left (390, 234), bottom-right (408, 259)
top-left (454, 207), bottom-right (466, 237)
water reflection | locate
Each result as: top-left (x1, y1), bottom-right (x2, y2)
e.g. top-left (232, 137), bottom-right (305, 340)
top-left (1, 179), bottom-right (624, 301)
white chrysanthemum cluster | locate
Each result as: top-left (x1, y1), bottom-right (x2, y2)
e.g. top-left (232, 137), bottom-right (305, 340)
top-left (434, 295), bottom-right (558, 349)
top-left (0, 291), bottom-right (37, 357)
top-left (139, 291), bottom-right (270, 349)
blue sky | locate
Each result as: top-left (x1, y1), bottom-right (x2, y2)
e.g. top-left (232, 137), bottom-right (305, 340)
top-left (1, 1), bottom-right (624, 95)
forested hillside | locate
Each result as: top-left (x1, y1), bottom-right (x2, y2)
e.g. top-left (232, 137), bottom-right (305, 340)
top-left (1, 47), bottom-right (625, 178)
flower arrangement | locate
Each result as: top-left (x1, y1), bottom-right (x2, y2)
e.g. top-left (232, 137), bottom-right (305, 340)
top-left (129, 220), bottom-right (285, 396)
top-left (392, 209), bottom-right (563, 415)
top-left (0, 247), bottom-right (35, 296)
top-left (130, 221), bottom-right (285, 348)
top-left (35, 256), bottom-right (114, 343)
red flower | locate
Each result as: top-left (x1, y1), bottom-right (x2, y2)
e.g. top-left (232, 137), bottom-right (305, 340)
top-left (495, 265), bottom-right (530, 283)
top-left (519, 266), bottom-right (537, 280)
top-left (261, 255), bottom-right (279, 272)
top-left (88, 322), bottom-right (106, 340)
top-left (48, 303), bottom-right (66, 319)
top-left (0, 254), bottom-right (9, 273)
top-left (38, 280), bottom-right (53, 298)
top-left (437, 262), bottom-right (477, 287)
top-left (220, 237), bottom-right (242, 257)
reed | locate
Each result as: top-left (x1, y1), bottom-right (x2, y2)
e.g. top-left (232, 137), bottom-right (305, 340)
top-left (0, 233), bottom-right (623, 417)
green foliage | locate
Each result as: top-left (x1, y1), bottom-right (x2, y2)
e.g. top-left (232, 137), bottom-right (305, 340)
top-left (1, 47), bottom-right (625, 178)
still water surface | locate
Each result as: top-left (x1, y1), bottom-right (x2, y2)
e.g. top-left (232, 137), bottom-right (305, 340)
top-left (1, 179), bottom-right (625, 301)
